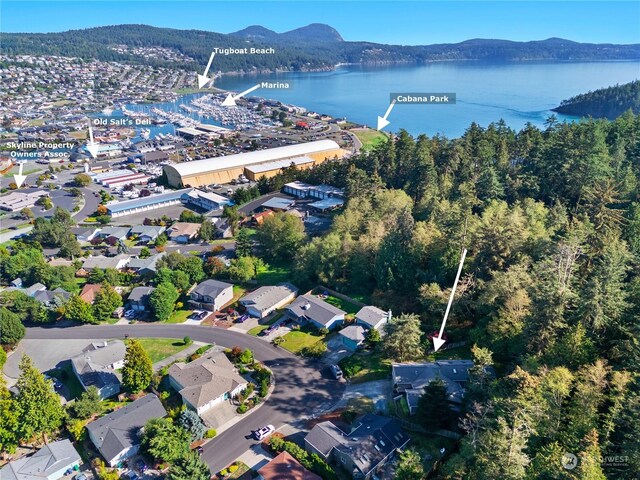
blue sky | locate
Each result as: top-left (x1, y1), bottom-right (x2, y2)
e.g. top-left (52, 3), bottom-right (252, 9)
top-left (2, 1), bottom-right (639, 44)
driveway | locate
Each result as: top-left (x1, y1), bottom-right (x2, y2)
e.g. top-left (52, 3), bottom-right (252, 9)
top-left (24, 324), bottom-right (344, 474)
top-left (336, 380), bottom-right (392, 415)
top-left (322, 337), bottom-right (352, 366)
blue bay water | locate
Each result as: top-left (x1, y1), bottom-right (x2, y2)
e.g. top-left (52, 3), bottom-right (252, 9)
top-left (214, 61), bottom-right (640, 137)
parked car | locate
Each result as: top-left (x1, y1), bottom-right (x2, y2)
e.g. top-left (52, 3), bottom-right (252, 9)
top-left (254, 424), bottom-right (275, 441)
top-left (74, 474), bottom-right (88, 480)
top-left (135, 459), bottom-right (147, 473)
top-left (329, 364), bottom-right (343, 380)
top-left (236, 314), bottom-right (249, 323)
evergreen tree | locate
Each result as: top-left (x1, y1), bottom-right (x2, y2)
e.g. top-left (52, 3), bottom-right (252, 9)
top-left (167, 451), bottom-right (210, 480)
top-left (121, 340), bottom-right (153, 393)
top-left (395, 448), bottom-right (425, 480)
top-left (0, 307), bottom-right (25, 345)
top-left (92, 284), bottom-right (122, 322)
top-left (15, 355), bottom-right (65, 442)
top-left (417, 378), bottom-right (454, 429)
top-left (235, 228), bottom-right (253, 257)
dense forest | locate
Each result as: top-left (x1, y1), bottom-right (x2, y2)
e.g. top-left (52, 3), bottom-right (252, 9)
top-left (553, 80), bottom-right (640, 120)
top-left (251, 113), bottom-right (640, 479)
top-left (2, 24), bottom-right (639, 73)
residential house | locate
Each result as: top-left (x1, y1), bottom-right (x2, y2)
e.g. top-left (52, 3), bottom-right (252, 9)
top-left (96, 226), bottom-right (131, 242)
top-left (127, 286), bottom-right (155, 311)
top-left (168, 350), bottom-right (247, 415)
top-left (79, 283), bottom-right (103, 304)
top-left (71, 340), bottom-right (126, 399)
top-left (239, 283), bottom-right (298, 319)
top-left (127, 252), bottom-right (165, 278)
top-left (48, 257), bottom-right (74, 268)
top-left (79, 254), bottom-right (131, 273)
top-left (0, 439), bottom-right (81, 480)
top-left (285, 294), bottom-right (346, 331)
top-left (33, 287), bottom-right (71, 307)
top-left (305, 414), bottom-right (409, 479)
top-left (257, 451), bottom-right (321, 480)
top-left (248, 209), bottom-right (274, 227)
top-left (23, 282), bottom-right (47, 297)
top-left (188, 279), bottom-right (233, 312)
top-left (71, 226), bottom-right (100, 242)
top-left (86, 393), bottom-right (167, 466)
top-left (212, 217), bottom-right (233, 238)
top-left (129, 225), bottom-right (166, 243)
top-left (392, 360), bottom-right (495, 414)
top-left (355, 306), bottom-right (390, 332)
top-left (338, 325), bottom-right (366, 351)
top-left (168, 222), bottom-right (200, 243)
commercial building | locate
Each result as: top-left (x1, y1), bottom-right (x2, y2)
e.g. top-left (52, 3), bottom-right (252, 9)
top-left (106, 188), bottom-right (191, 218)
top-left (0, 190), bottom-right (49, 212)
top-left (164, 140), bottom-right (346, 188)
top-left (244, 155), bottom-right (315, 181)
top-left (182, 189), bottom-right (234, 211)
top-left (283, 181), bottom-right (344, 200)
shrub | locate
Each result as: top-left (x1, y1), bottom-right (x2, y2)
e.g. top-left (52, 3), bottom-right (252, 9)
top-left (183, 336), bottom-right (192, 346)
top-left (237, 404), bottom-right (248, 414)
top-left (195, 344), bottom-right (213, 356)
top-left (319, 327), bottom-right (329, 335)
top-left (238, 348), bottom-right (253, 364)
top-left (205, 428), bottom-right (217, 438)
top-left (259, 379), bottom-right (269, 397)
top-left (228, 464), bottom-right (239, 473)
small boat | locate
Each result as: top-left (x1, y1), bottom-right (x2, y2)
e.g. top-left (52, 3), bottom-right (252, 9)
top-left (102, 106), bottom-right (114, 115)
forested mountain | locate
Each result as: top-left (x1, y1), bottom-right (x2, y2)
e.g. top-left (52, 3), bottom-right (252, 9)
top-left (252, 112), bottom-right (640, 479)
top-left (2, 24), bottom-right (639, 74)
top-left (553, 80), bottom-right (640, 119)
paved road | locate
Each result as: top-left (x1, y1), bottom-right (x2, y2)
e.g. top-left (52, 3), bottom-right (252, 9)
top-left (25, 324), bottom-right (343, 474)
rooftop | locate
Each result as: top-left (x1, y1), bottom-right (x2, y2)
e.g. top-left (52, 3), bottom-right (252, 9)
top-left (257, 451), bottom-right (322, 480)
top-left (0, 439), bottom-right (80, 480)
top-left (167, 140), bottom-right (340, 177)
top-left (106, 188), bottom-right (191, 214)
top-left (286, 294), bottom-right (346, 326)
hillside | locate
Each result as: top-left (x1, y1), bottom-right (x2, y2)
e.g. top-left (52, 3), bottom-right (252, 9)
top-left (2, 24), bottom-right (639, 74)
top-left (552, 80), bottom-right (640, 119)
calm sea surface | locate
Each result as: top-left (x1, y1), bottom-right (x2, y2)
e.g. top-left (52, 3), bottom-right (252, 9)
top-left (214, 61), bottom-right (640, 137)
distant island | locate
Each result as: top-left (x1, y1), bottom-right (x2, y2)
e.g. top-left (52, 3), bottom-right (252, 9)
top-left (553, 80), bottom-right (640, 119)
top-left (2, 24), bottom-right (639, 74)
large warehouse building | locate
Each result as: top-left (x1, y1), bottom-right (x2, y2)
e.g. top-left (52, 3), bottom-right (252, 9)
top-left (163, 140), bottom-right (346, 188)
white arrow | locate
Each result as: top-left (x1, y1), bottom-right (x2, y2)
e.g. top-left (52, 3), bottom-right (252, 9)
top-left (377, 99), bottom-right (396, 131)
top-left (222, 84), bottom-right (261, 107)
top-left (432, 248), bottom-right (468, 352)
top-left (197, 52), bottom-right (216, 89)
top-left (13, 161), bottom-right (27, 188)
top-left (86, 122), bottom-right (100, 159)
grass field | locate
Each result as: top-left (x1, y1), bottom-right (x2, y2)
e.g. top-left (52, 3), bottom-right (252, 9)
top-left (339, 350), bottom-right (392, 384)
top-left (425, 344), bottom-right (473, 362)
top-left (163, 309), bottom-right (193, 324)
top-left (136, 337), bottom-right (190, 363)
top-left (321, 294), bottom-right (361, 315)
top-left (255, 264), bottom-right (291, 286)
top-left (353, 128), bottom-right (388, 151)
top-left (48, 361), bottom-right (85, 400)
top-left (279, 328), bottom-right (325, 354)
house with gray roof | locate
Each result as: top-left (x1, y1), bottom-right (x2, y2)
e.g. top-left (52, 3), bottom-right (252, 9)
top-left (392, 360), bottom-right (495, 414)
top-left (305, 414), bottom-right (409, 479)
top-left (127, 252), bottom-right (165, 278)
top-left (86, 393), bottom-right (167, 466)
top-left (188, 279), bottom-right (233, 312)
top-left (338, 325), bottom-right (366, 351)
top-left (127, 286), bottom-right (155, 311)
top-left (129, 225), bottom-right (166, 243)
top-left (24, 282), bottom-right (47, 297)
top-left (96, 226), bottom-right (131, 242)
top-left (80, 254), bottom-right (131, 272)
top-left (71, 340), bottom-right (126, 399)
top-left (355, 306), bottom-right (390, 331)
top-left (239, 283), bottom-right (298, 318)
top-left (0, 439), bottom-right (81, 480)
top-left (33, 287), bottom-right (71, 308)
top-left (285, 294), bottom-right (346, 331)
top-left (168, 350), bottom-right (247, 415)
top-left (71, 226), bottom-right (101, 242)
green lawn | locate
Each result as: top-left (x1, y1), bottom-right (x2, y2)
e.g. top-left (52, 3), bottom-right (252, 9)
top-left (255, 264), bottom-right (291, 286)
top-left (410, 432), bottom-right (457, 470)
top-left (322, 295), bottom-right (361, 315)
top-left (136, 337), bottom-right (191, 363)
top-left (48, 361), bottom-right (85, 400)
top-left (247, 312), bottom-right (283, 336)
top-left (353, 128), bottom-right (388, 151)
top-left (279, 328), bottom-right (325, 354)
top-left (162, 309), bottom-right (193, 324)
top-left (339, 349), bottom-right (392, 384)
